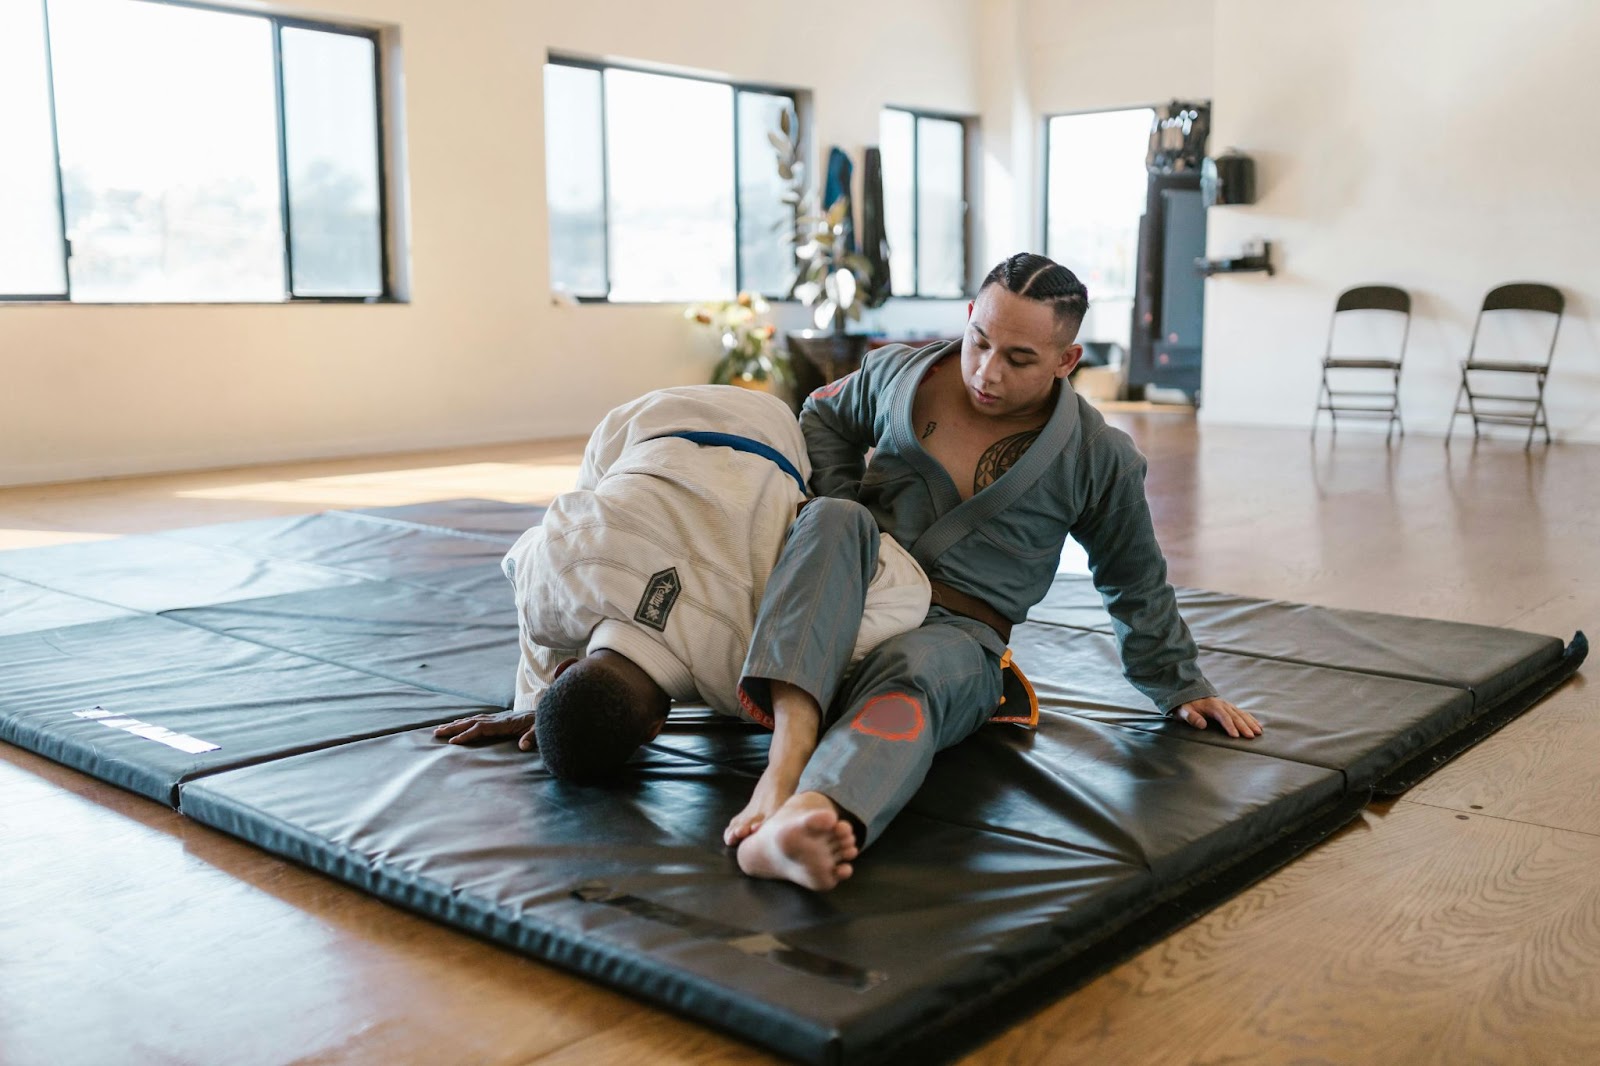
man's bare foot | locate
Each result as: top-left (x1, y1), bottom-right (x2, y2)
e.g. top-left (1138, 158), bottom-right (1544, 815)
top-left (736, 792), bottom-right (859, 891)
top-left (725, 679), bottom-right (822, 845)
top-left (724, 765), bottom-right (798, 845)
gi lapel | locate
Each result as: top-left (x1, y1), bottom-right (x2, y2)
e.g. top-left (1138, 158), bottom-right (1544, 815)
top-left (903, 370), bottom-right (1080, 575)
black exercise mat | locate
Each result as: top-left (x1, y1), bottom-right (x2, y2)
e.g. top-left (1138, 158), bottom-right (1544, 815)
top-left (1032, 575), bottom-right (1564, 706)
top-left (350, 499), bottom-right (548, 542)
top-left (0, 499), bottom-right (1583, 1065)
top-left (0, 534), bottom-right (360, 613)
top-left (0, 614), bottom-right (491, 805)
top-left (1007, 623), bottom-right (1473, 791)
top-left (167, 580), bottom-right (519, 708)
top-left (0, 573), bottom-right (139, 636)
top-left (180, 721), bottom-right (1345, 1065)
top-left (159, 511), bottom-right (512, 589)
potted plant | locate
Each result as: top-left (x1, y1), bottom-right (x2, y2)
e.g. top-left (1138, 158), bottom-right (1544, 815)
top-left (685, 291), bottom-right (792, 396)
top-left (770, 109), bottom-right (884, 396)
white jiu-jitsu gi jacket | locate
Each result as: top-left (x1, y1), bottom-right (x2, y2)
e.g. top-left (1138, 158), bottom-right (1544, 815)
top-left (503, 385), bottom-right (931, 719)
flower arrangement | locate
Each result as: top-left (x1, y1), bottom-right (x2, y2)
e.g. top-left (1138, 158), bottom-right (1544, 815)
top-left (685, 291), bottom-right (791, 390)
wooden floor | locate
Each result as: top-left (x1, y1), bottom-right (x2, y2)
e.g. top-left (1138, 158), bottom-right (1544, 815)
top-left (2, 417), bottom-right (1596, 1065)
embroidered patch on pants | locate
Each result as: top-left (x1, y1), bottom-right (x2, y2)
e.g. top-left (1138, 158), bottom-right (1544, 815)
top-left (851, 692), bottom-right (924, 742)
top-left (634, 568), bottom-right (681, 631)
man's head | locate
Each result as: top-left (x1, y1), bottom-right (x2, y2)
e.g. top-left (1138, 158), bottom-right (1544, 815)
top-left (535, 649), bottom-right (669, 783)
top-left (961, 253), bottom-right (1090, 419)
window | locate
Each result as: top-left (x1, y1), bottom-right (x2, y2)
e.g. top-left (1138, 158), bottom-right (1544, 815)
top-left (1, 0), bottom-right (390, 303)
top-left (543, 56), bottom-right (796, 302)
top-left (1043, 108), bottom-right (1154, 346)
top-left (878, 107), bottom-right (968, 299)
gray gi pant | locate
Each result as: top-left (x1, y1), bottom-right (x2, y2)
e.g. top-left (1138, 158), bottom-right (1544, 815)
top-left (740, 498), bottom-right (1003, 846)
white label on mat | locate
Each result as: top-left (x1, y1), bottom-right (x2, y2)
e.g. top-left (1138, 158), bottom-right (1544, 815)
top-left (74, 707), bottom-right (221, 753)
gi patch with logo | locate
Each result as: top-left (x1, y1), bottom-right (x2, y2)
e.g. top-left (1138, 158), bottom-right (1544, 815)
top-left (634, 568), bottom-right (681, 631)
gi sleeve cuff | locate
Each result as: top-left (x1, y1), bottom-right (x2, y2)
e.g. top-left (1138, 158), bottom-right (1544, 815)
top-left (1160, 680), bottom-right (1220, 715)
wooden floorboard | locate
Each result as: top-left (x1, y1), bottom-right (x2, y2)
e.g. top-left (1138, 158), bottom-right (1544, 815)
top-left (1, 418), bottom-right (1594, 1065)
top-left (961, 801), bottom-right (1600, 1065)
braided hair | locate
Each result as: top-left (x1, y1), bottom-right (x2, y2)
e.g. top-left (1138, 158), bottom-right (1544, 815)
top-left (979, 253), bottom-right (1089, 341)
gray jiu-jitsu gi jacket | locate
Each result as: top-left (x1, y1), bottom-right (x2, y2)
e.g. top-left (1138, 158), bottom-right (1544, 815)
top-left (801, 340), bottom-right (1216, 713)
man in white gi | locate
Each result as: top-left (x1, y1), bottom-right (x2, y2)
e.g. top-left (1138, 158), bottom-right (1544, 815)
top-left (433, 385), bottom-right (931, 884)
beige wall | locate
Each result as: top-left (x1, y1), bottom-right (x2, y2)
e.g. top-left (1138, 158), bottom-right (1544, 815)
top-left (1024, 0), bottom-right (1213, 116)
top-left (1201, 0), bottom-right (1600, 440)
top-left (0, 0), bottom-right (980, 486)
top-left (10, 0), bottom-right (1593, 487)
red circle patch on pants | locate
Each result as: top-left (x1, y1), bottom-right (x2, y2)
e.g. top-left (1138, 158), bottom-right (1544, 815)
top-left (851, 692), bottom-right (925, 742)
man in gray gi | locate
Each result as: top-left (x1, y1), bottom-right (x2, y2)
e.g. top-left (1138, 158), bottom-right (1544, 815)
top-left (731, 252), bottom-right (1263, 892)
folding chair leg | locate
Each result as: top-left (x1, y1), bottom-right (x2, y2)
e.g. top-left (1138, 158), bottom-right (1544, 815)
top-left (1464, 370), bottom-right (1482, 440)
top-left (1445, 375), bottom-right (1467, 446)
top-left (1390, 368), bottom-right (1403, 443)
top-left (1534, 374), bottom-right (1552, 448)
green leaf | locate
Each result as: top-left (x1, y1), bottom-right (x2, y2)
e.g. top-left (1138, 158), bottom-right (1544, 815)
top-left (779, 107), bottom-right (793, 137)
top-left (813, 299), bottom-right (837, 329)
top-left (825, 199), bottom-right (848, 227)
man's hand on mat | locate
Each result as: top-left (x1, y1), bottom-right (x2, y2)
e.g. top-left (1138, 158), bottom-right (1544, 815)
top-left (433, 710), bottom-right (538, 750)
top-left (1175, 697), bottom-right (1262, 738)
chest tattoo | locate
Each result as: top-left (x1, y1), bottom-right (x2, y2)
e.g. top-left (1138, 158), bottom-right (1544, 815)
top-left (921, 420), bottom-right (937, 439)
top-left (973, 429), bottom-right (1042, 493)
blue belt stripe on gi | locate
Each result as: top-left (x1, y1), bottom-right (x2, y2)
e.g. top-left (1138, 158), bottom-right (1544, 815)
top-left (654, 431), bottom-right (811, 499)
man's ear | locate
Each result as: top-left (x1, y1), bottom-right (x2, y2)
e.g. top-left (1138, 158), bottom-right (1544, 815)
top-left (966, 300), bottom-right (974, 319)
top-left (553, 657), bottom-right (580, 680)
top-left (1056, 343), bottom-right (1084, 379)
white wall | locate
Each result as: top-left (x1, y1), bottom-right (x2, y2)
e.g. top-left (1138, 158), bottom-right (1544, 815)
top-left (0, 0), bottom-right (980, 486)
top-left (1202, 0), bottom-right (1600, 441)
top-left (1024, 0), bottom-right (1213, 116)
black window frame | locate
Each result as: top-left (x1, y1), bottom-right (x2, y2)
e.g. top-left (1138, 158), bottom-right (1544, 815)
top-left (880, 104), bottom-right (972, 300)
top-left (1, 0), bottom-right (394, 305)
top-left (545, 54), bottom-right (799, 304)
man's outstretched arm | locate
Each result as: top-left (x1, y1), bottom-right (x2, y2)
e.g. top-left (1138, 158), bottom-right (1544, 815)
top-left (1071, 443), bottom-right (1262, 738)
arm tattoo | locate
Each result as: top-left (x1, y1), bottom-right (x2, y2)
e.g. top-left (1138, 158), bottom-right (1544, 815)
top-left (921, 420), bottom-right (937, 439)
top-left (973, 429), bottom-right (1041, 492)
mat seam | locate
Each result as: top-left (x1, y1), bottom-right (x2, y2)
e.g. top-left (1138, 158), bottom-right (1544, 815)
top-left (1022, 615), bottom-right (1523, 696)
top-left (332, 507), bottom-right (530, 545)
top-left (157, 609), bottom-right (509, 710)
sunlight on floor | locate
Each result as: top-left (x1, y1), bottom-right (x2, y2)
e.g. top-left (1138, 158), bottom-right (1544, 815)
top-left (0, 528), bottom-right (120, 551)
top-left (172, 463), bottom-right (584, 507)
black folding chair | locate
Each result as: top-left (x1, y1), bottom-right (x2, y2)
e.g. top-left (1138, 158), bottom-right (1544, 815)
top-left (1312, 285), bottom-right (1411, 442)
top-left (1446, 283), bottom-right (1564, 450)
